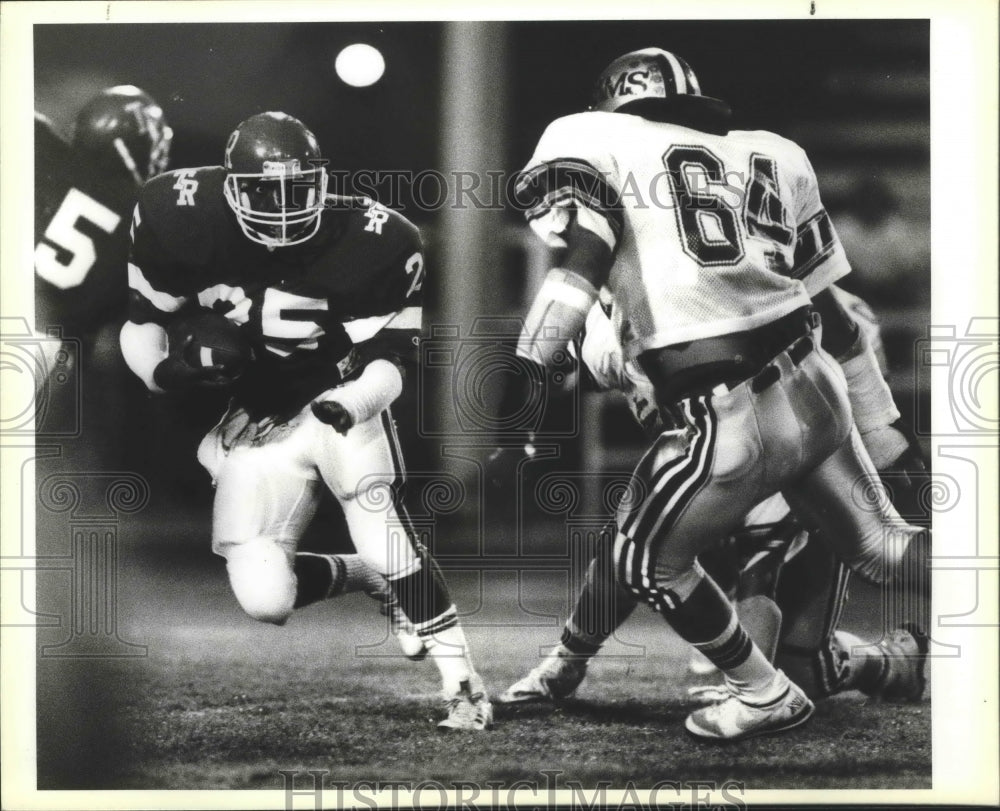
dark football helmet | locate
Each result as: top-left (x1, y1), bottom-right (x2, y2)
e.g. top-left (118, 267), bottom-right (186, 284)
top-left (72, 85), bottom-right (172, 186)
top-left (591, 48), bottom-right (730, 131)
top-left (223, 112), bottom-right (329, 248)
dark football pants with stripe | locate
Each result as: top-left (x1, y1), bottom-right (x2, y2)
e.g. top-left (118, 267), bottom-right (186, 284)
top-left (773, 533), bottom-right (853, 698)
top-left (563, 520), bottom-right (857, 699)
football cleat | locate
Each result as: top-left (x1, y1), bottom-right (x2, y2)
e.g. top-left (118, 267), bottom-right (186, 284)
top-left (438, 680), bottom-right (493, 731)
top-left (863, 624), bottom-right (929, 702)
top-left (687, 684), bottom-right (729, 705)
top-left (496, 644), bottom-right (589, 704)
top-left (685, 673), bottom-right (814, 742)
top-left (392, 624), bottom-right (428, 662)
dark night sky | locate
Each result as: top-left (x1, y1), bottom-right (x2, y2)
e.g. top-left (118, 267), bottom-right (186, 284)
top-left (35, 19), bottom-right (928, 185)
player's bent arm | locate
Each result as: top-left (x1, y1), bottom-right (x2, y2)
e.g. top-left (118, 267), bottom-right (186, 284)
top-left (120, 320), bottom-right (168, 393)
top-left (811, 287), bottom-right (906, 468)
top-left (517, 218), bottom-right (613, 367)
top-left (312, 358), bottom-right (403, 430)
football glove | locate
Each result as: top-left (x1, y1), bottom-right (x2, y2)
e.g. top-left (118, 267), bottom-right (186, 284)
top-left (152, 335), bottom-right (236, 391)
top-left (310, 400), bottom-right (354, 435)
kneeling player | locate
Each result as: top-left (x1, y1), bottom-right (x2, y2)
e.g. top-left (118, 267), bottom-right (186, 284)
top-left (121, 112), bottom-right (491, 730)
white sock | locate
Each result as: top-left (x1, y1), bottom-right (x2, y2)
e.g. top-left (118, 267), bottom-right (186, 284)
top-left (423, 624), bottom-right (481, 695)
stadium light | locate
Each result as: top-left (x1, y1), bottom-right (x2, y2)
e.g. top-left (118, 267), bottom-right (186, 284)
top-left (334, 43), bottom-right (386, 88)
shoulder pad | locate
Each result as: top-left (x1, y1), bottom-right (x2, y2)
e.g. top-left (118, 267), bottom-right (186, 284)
top-left (343, 197), bottom-right (423, 250)
top-left (136, 166), bottom-right (228, 262)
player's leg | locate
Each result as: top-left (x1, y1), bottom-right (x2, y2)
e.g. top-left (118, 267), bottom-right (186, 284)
top-left (199, 409), bottom-right (418, 636)
top-left (775, 534), bottom-right (928, 702)
top-left (780, 347), bottom-right (930, 599)
top-left (319, 408), bottom-right (491, 730)
top-left (498, 525), bottom-right (640, 703)
top-left (210, 468), bottom-right (318, 624)
top-left (293, 549), bottom-right (427, 661)
top-left (771, 533), bottom-right (853, 698)
top-left (614, 395), bottom-right (814, 742)
top-left (831, 626), bottom-right (929, 702)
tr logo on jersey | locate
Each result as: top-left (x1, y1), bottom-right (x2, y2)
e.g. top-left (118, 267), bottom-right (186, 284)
top-left (173, 171), bottom-right (199, 206)
top-left (363, 202), bottom-right (390, 235)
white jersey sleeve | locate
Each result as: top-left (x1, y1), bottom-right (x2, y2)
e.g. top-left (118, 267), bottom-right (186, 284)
top-left (515, 114), bottom-right (624, 252)
top-left (786, 145), bottom-right (852, 296)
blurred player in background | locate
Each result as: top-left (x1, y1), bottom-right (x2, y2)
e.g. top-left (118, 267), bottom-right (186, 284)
top-left (497, 285), bottom-right (929, 707)
top-left (119, 112), bottom-right (492, 731)
top-left (505, 47), bottom-right (929, 741)
top-left (34, 86), bottom-right (172, 385)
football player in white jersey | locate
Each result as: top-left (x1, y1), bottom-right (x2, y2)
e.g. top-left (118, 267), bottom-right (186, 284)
top-left (508, 48), bottom-right (928, 741)
top-left (498, 286), bottom-right (929, 707)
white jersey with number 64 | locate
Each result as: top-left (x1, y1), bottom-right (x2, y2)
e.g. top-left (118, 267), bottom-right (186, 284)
top-left (520, 111), bottom-right (851, 358)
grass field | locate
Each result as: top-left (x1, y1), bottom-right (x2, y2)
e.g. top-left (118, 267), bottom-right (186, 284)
top-left (34, 510), bottom-right (931, 794)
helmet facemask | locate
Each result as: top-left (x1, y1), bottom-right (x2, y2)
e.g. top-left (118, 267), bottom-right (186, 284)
top-left (223, 160), bottom-right (328, 248)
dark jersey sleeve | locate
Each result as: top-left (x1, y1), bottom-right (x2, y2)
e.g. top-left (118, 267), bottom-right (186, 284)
top-left (126, 167), bottom-right (227, 325)
top-left (343, 204), bottom-right (425, 370)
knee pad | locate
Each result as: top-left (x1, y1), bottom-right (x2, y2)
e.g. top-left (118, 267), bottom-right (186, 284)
top-left (222, 538), bottom-right (296, 625)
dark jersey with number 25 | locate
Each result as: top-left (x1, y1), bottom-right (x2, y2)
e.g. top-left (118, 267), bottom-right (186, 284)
top-left (35, 114), bottom-right (138, 339)
top-left (128, 166), bottom-right (425, 420)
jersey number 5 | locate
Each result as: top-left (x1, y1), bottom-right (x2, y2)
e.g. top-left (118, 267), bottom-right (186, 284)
top-left (35, 188), bottom-right (122, 289)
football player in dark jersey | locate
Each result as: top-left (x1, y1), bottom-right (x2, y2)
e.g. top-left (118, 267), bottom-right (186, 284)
top-left (119, 112), bottom-right (492, 731)
top-left (35, 86), bottom-right (172, 356)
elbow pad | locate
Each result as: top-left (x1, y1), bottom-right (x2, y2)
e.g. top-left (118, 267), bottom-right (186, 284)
top-left (316, 359), bottom-right (403, 426)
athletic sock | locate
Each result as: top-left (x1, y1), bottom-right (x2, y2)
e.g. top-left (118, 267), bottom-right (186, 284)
top-left (421, 621), bottom-right (481, 696)
top-left (387, 548), bottom-right (480, 694)
top-left (389, 549), bottom-right (453, 628)
top-left (654, 566), bottom-right (780, 700)
top-left (293, 553), bottom-right (387, 609)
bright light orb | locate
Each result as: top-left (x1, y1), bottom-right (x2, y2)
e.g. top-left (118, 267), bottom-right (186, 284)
top-left (335, 44), bottom-right (386, 88)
